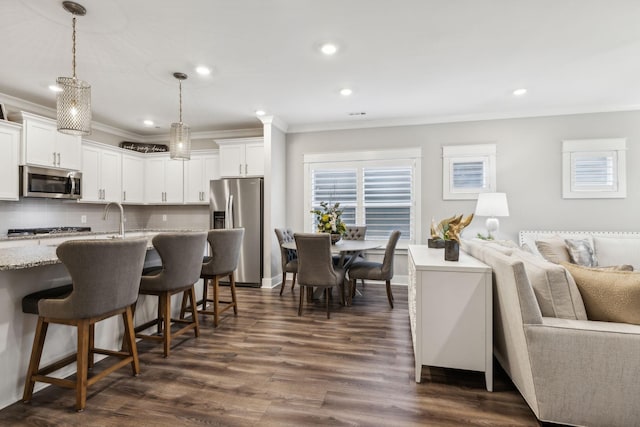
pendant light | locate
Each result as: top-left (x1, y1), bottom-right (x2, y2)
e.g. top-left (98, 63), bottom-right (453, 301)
top-left (57, 1), bottom-right (91, 135)
top-left (169, 72), bottom-right (191, 160)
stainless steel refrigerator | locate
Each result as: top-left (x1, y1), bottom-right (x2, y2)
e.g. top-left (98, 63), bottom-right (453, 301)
top-left (209, 177), bottom-right (263, 286)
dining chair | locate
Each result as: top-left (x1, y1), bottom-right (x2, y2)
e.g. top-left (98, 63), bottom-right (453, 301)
top-left (135, 232), bottom-right (207, 357)
top-left (294, 233), bottom-right (346, 319)
top-left (275, 228), bottom-right (298, 295)
top-left (334, 225), bottom-right (367, 283)
top-left (22, 238), bottom-right (148, 411)
top-left (347, 230), bottom-right (401, 308)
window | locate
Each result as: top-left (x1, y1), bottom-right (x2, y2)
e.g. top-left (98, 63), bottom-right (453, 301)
top-left (305, 148), bottom-right (421, 243)
top-left (442, 144), bottom-right (496, 200)
top-left (562, 138), bottom-right (626, 199)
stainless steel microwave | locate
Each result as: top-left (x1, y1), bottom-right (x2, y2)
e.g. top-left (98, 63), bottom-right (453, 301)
top-left (20, 165), bottom-right (82, 199)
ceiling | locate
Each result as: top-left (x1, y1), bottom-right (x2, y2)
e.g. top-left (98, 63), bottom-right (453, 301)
top-left (2, 0), bottom-right (640, 138)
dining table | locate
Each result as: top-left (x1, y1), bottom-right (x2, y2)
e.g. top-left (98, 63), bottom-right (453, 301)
top-left (281, 238), bottom-right (381, 304)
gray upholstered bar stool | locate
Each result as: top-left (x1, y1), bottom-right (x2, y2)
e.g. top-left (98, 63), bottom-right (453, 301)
top-left (347, 230), bottom-right (401, 308)
top-left (22, 238), bottom-right (148, 411)
top-left (135, 232), bottom-right (207, 357)
top-left (190, 228), bottom-right (244, 327)
top-left (294, 233), bottom-right (346, 319)
top-left (275, 228), bottom-right (298, 295)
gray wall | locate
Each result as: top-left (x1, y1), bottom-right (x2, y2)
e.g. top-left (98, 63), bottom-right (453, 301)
top-left (285, 110), bottom-right (640, 243)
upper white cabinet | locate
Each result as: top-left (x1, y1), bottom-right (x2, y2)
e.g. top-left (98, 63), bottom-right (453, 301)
top-left (216, 137), bottom-right (264, 177)
top-left (121, 151), bottom-right (145, 204)
top-left (11, 112), bottom-right (81, 170)
top-left (184, 151), bottom-right (220, 204)
top-left (0, 120), bottom-right (21, 201)
top-left (80, 141), bottom-right (122, 203)
top-left (144, 154), bottom-right (184, 204)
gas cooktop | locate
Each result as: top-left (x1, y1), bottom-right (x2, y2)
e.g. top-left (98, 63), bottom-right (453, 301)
top-left (7, 227), bottom-right (92, 237)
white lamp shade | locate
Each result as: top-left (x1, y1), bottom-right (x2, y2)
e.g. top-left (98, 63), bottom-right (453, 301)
top-left (475, 192), bottom-right (509, 217)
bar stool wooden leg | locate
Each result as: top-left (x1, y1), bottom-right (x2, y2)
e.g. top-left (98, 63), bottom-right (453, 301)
top-left (162, 292), bottom-right (171, 358)
top-left (88, 323), bottom-right (95, 370)
top-left (213, 277), bottom-right (220, 327)
top-left (76, 319), bottom-right (90, 411)
top-left (298, 286), bottom-right (304, 316)
top-left (188, 286), bottom-right (200, 337)
top-left (122, 306), bottom-right (140, 375)
top-left (230, 272), bottom-right (238, 315)
top-left (23, 318), bottom-right (48, 403)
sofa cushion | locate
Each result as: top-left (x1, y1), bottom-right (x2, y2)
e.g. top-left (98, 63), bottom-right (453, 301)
top-left (565, 238), bottom-right (597, 267)
top-left (535, 237), bottom-right (571, 264)
top-left (511, 250), bottom-right (587, 320)
top-left (562, 262), bottom-right (640, 325)
top-left (594, 236), bottom-right (640, 270)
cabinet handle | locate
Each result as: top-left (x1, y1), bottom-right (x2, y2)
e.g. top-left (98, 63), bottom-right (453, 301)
top-left (245, 164), bottom-right (248, 175)
top-left (123, 191), bottom-right (126, 201)
top-left (57, 153), bottom-right (61, 166)
top-left (239, 164), bottom-right (242, 175)
top-left (53, 152), bottom-right (57, 166)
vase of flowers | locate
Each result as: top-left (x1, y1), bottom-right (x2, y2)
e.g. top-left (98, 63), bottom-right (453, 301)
top-left (311, 201), bottom-right (347, 244)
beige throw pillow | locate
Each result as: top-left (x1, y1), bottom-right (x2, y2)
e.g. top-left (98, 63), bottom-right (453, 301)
top-left (561, 262), bottom-right (640, 325)
top-left (535, 237), bottom-right (571, 264)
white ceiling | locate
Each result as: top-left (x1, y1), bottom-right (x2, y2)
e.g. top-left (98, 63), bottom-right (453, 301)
top-left (2, 0), bottom-right (640, 137)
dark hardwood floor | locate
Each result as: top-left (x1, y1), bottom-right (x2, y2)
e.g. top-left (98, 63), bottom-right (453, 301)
top-left (1, 284), bottom-right (539, 426)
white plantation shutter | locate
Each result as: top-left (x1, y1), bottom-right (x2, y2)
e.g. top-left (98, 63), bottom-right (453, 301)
top-left (311, 169), bottom-right (357, 226)
top-left (442, 144), bottom-right (496, 199)
top-left (363, 167), bottom-right (412, 240)
top-left (305, 149), bottom-right (421, 244)
top-left (563, 139), bottom-right (626, 199)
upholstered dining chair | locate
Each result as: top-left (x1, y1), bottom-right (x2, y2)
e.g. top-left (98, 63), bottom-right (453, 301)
top-left (22, 238), bottom-right (148, 411)
top-left (194, 228), bottom-right (244, 327)
top-left (294, 233), bottom-right (346, 319)
top-left (334, 225), bottom-right (367, 278)
top-left (135, 232), bottom-right (207, 357)
top-left (347, 230), bottom-right (401, 308)
top-left (275, 228), bottom-right (298, 295)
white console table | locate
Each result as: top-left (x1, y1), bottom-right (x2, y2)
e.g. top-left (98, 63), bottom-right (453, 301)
top-left (408, 245), bottom-right (493, 391)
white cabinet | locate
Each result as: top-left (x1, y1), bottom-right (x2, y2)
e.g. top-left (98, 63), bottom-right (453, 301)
top-left (216, 137), bottom-right (264, 177)
top-left (144, 154), bottom-right (184, 204)
top-left (184, 152), bottom-right (219, 204)
top-left (11, 112), bottom-right (81, 170)
top-left (122, 152), bottom-right (145, 204)
top-left (80, 141), bottom-right (122, 203)
top-left (408, 245), bottom-right (493, 391)
top-left (0, 121), bottom-right (20, 200)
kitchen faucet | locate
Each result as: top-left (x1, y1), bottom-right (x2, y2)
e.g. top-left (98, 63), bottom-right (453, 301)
top-left (103, 202), bottom-right (125, 238)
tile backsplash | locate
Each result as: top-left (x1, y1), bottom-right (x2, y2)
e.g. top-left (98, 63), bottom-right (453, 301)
top-left (0, 198), bottom-right (209, 236)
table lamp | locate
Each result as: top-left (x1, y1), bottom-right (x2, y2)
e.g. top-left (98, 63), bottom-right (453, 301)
top-left (475, 192), bottom-right (509, 239)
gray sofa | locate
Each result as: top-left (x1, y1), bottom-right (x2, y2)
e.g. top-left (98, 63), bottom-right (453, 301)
top-left (462, 238), bottom-right (640, 427)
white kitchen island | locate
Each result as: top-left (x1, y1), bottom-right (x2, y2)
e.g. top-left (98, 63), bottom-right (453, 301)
top-left (0, 231), bottom-right (204, 410)
top-left (407, 245), bottom-right (493, 391)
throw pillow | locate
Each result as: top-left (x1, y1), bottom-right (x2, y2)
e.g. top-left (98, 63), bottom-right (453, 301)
top-left (561, 262), bottom-right (640, 325)
top-left (535, 237), bottom-right (571, 264)
top-left (594, 236), bottom-right (640, 270)
top-left (565, 238), bottom-right (597, 267)
top-left (511, 250), bottom-right (587, 319)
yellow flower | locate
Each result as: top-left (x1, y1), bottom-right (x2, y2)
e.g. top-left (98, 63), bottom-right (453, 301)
top-left (324, 223), bottom-right (332, 230)
top-left (322, 214), bottom-right (330, 222)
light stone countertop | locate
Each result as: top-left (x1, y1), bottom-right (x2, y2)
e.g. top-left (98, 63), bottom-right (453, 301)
top-left (0, 229), bottom-right (207, 271)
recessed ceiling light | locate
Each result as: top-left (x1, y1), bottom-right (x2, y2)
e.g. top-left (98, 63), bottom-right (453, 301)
top-left (340, 88), bottom-right (353, 96)
top-left (49, 84), bottom-right (63, 92)
top-left (195, 66), bottom-right (211, 76)
top-left (255, 110), bottom-right (266, 116)
top-left (143, 120), bottom-right (154, 126)
top-left (320, 43), bottom-right (338, 55)
top-left (513, 88), bottom-right (527, 96)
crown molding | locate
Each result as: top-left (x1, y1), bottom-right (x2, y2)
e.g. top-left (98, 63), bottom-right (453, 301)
top-left (286, 104), bottom-right (640, 134)
top-left (137, 127), bottom-right (263, 143)
top-left (259, 115), bottom-right (288, 133)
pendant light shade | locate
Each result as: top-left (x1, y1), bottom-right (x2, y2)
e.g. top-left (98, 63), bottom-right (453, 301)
top-left (169, 72), bottom-right (191, 160)
top-left (57, 1), bottom-right (91, 136)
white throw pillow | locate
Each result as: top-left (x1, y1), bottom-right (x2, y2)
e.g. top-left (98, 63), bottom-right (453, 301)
top-left (594, 236), bottom-right (640, 270)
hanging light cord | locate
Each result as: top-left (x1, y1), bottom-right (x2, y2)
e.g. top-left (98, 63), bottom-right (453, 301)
top-left (71, 16), bottom-right (77, 79)
top-left (178, 79), bottom-right (183, 123)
